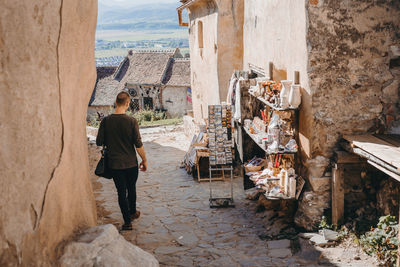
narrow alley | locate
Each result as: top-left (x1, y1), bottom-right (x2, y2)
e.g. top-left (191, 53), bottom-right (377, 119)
top-left (88, 126), bottom-right (376, 267)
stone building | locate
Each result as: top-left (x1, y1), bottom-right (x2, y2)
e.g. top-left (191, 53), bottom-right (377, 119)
top-left (177, 0), bottom-right (244, 122)
top-left (88, 49), bottom-right (191, 119)
top-left (179, 0), bottom-right (400, 229)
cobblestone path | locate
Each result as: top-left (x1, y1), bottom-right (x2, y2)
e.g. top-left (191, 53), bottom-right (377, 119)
top-left (89, 126), bottom-right (374, 267)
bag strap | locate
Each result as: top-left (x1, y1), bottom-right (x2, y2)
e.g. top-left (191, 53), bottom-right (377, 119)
top-left (103, 116), bottom-right (107, 149)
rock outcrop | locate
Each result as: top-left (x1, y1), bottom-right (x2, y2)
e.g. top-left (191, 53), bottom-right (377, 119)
top-left (295, 191), bottom-right (330, 231)
top-left (0, 0), bottom-right (97, 265)
top-left (61, 225), bottom-right (159, 267)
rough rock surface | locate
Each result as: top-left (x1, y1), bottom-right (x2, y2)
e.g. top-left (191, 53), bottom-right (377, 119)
top-left (308, 0), bottom-right (400, 157)
top-left (60, 225), bottom-right (159, 267)
top-left (376, 179), bottom-right (400, 217)
top-left (0, 1), bottom-right (97, 265)
top-left (294, 191), bottom-right (330, 231)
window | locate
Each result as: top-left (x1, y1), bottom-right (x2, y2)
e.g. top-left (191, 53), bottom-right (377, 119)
top-left (128, 88), bottom-right (138, 97)
top-left (130, 99), bottom-right (140, 111)
top-left (143, 97), bottom-right (153, 110)
top-left (198, 21), bottom-right (204, 49)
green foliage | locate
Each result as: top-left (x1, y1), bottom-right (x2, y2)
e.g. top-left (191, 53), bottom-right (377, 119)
top-left (87, 110), bottom-right (182, 128)
top-left (360, 215), bottom-right (399, 266)
top-left (139, 117), bottom-right (183, 127)
top-left (87, 119), bottom-right (100, 128)
top-left (128, 109), bottom-right (169, 126)
top-left (319, 216), bottom-right (333, 230)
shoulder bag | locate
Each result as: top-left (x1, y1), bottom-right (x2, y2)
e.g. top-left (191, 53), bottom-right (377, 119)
top-left (95, 117), bottom-right (113, 179)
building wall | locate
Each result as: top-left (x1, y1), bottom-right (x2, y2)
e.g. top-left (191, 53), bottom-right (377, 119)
top-left (244, 0), bottom-right (400, 163)
top-left (307, 0), bottom-right (400, 158)
top-left (188, 0), bottom-right (220, 122)
top-left (162, 86), bottom-right (191, 117)
top-left (0, 0), bottom-right (97, 265)
top-left (243, 0), bottom-right (400, 229)
top-left (243, 0), bottom-right (311, 160)
top-left (87, 106), bottom-right (113, 122)
top-left (126, 84), bottom-right (162, 110)
top-left (216, 0), bottom-right (244, 100)
top-left (187, 0), bottom-right (244, 123)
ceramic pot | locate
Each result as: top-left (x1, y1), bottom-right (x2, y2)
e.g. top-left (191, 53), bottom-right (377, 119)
top-left (288, 84), bottom-right (301, 108)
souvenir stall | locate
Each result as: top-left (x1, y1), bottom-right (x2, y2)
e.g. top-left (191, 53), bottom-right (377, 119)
top-left (231, 65), bottom-right (305, 201)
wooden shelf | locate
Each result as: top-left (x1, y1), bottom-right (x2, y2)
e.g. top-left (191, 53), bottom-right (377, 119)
top-left (252, 185), bottom-right (296, 200)
top-left (243, 126), bottom-right (297, 155)
top-left (265, 195), bottom-right (295, 201)
top-left (249, 91), bottom-right (298, 111)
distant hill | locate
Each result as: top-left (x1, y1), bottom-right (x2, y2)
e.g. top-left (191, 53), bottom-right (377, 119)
top-left (97, 3), bottom-right (185, 31)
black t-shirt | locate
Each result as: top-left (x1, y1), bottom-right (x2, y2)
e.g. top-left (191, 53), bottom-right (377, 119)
top-left (96, 114), bottom-right (143, 170)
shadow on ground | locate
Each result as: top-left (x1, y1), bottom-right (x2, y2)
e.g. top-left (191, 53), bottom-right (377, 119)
top-left (89, 132), bottom-right (368, 267)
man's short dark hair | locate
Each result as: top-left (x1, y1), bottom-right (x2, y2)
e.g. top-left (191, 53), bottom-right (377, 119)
top-left (116, 91), bottom-right (130, 106)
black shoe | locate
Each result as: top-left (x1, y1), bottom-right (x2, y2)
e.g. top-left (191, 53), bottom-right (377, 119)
top-left (131, 211), bottom-right (141, 220)
top-left (121, 223), bottom-right (132, 231)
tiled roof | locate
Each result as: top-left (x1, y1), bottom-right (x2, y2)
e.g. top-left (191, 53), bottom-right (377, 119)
top-left (163, 59), bottom-right (191, 87)
top-left (90, 76), bottom-right (120, 106)
top-left (97, 66), bottom-right (117, 80)
top-left (89, 66), bottom-right (118, 105)
top-left (123, 51), bottom-right (174, 85)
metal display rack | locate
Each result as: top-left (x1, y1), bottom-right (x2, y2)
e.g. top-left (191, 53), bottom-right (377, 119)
top-left (208, 104), bottom-right (235, 208)
top-left (209, 166), bottom-right (235, 208)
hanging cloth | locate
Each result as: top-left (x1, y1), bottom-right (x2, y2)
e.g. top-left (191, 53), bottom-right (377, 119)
top-left (226, 74), bottom-right (237, 105)
top-left (233, 77), bottom-right (244, 122)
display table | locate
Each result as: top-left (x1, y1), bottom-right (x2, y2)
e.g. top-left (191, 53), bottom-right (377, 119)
top-left (195, 149), bottom-right (225, 182)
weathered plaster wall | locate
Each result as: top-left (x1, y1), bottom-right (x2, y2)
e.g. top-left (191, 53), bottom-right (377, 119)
top-left (0, 1), bottom-right (97, 265)
top-left (140, 85), bottom-right (162, 110)
top-left (162, 86), bottom-right (191, 117)
top-left (307, 0), bottom-right (400, 158)
top-left (216, 0), bottom-right (244, 102)
top-left (243, 0), bottom-right (312, 159)
top-left (187, 0), bottom-right (243, 122)
top-left (188, 1), bottom-right (219, 122)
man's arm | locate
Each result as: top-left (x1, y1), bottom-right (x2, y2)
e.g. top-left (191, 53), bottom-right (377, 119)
top-left (132, 118), bottom-right (147, 171)
top-left (136, 146), bottom-right (147, 171)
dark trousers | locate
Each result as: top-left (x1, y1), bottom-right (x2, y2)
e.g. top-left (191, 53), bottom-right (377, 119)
top-left (111, 166), bottom-right (139, 224)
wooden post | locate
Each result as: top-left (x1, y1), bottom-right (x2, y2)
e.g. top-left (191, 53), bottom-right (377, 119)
top-left (269, 62), bottom-right (274, 80)
top-left (398, 204), bottom-right (400, 267)
top-left (294, 71), bottom-right (300, 85)
top-left (332, 163), bottom-right (344, 226)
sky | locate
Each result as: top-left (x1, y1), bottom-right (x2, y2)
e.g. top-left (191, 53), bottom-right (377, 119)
top-left (99, 0), bottom-right (177, 7)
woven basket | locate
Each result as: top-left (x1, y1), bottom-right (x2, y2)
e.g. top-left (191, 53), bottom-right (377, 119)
top-left (245, 164), bottom-right (262, 173)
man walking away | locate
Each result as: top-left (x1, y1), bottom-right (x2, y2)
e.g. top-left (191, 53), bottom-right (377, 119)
top-left (96, 91), bottom-right (147, 231)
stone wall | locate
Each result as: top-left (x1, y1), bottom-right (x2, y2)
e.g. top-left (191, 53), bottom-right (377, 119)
top-left (307, 0), bottom-right (400, 158)
top-left (186, 0), bottom-right (243, 123)
top-left (0, 1), bottom-right (97, 265)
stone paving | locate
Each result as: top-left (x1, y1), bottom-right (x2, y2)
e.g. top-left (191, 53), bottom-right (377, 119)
top-left (89, 126), bottom-right (377, 267)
